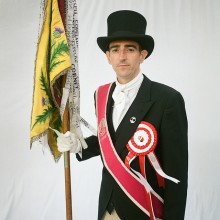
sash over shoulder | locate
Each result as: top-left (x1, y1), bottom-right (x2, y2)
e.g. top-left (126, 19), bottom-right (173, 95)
top-left (96, 83), bottom-right (167, 219)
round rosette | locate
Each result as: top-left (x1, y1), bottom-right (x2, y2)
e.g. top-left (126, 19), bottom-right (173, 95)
top-left (126, 121), bottom-right (158, 156)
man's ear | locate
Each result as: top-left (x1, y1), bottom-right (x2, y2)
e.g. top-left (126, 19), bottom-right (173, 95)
top-left (140, 50), bottom-right (148, 62)
top-left (106, 51), bottom-right (111, 64)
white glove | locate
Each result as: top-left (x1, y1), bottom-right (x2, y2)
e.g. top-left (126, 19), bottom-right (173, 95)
top-left (57, 131), bottom-right (82, 153)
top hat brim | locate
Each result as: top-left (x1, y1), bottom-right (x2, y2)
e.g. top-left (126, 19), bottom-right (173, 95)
top-left (97, 34), bottom-right (154, 59)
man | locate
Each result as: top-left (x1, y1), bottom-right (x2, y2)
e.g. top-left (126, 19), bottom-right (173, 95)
top-left (58, 10), bottom-right (188, 220)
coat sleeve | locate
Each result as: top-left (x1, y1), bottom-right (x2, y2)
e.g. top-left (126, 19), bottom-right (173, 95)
top-left (76, 135), bottom-right (101, 161)
top-left (160, 92), bottom-right (188, 220)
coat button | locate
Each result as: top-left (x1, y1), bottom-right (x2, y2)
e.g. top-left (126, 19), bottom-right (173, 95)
top-left (130, 117), bottom-right (136, 123)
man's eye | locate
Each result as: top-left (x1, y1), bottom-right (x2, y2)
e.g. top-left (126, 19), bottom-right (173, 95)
top-left (111, 48), bottom-right (118, 53)
top-left (127, 48), bottom-right (135, 52)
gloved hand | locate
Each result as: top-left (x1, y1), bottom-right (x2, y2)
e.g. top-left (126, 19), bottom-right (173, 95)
top-left (57, 131), bottom-right (82, 153)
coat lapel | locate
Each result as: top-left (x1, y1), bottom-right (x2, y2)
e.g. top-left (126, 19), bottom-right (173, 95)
top-left (114, 76), bottom-right (154, 154)
top-left (106, 82), bottom-right (116, 117)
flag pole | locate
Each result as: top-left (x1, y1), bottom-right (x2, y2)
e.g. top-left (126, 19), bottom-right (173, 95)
top-left (58, 0), bottom-right (73, 218)
top-left (62, 74), bottom-right (73, 220)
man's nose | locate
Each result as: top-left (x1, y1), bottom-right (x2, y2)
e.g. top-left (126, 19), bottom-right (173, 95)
top-left (119, 49), bottom-right (127, 59)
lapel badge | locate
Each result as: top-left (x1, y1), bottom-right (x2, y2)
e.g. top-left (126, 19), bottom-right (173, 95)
top-left (130, 117), bottom-right (136, 124)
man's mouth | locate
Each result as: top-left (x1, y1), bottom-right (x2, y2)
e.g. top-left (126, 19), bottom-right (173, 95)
top-left (118, 63), bottom-right (129, 67)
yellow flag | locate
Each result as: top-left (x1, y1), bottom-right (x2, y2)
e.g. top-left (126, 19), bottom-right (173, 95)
top-left (30, 0), bottom-right (71, 160)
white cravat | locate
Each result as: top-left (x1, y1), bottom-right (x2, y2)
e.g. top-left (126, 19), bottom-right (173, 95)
top-left (112, 72), bottom-right (144, 130)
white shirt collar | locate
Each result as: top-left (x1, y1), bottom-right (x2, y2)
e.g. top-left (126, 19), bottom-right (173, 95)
top-left (115, 71), bottom-right (143, 92)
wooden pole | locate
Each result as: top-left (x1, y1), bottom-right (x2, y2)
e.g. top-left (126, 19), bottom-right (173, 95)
top-left (57, 0), bottom-right (73, 218)
top-left (64, 152), bottom-right (73, 220)
top-left (62, 74), bottom-right (73, 220)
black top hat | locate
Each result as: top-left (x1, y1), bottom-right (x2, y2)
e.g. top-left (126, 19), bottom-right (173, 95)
top-left (97, 10), bottom-right (154, 58)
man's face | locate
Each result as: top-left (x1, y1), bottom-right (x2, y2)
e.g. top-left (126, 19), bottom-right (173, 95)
top-left (106, 40), bottom-right (148, 84)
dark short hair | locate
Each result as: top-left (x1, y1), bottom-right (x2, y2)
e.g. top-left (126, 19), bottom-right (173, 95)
top-left (106, 40), bottom-right (144, 52)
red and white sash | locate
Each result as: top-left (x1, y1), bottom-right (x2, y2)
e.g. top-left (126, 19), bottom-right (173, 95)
top-left (96, 83), bottom-right (167, 219)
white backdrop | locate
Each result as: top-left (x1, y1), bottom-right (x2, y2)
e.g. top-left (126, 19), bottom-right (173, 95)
top-left (0, 0), bottom-right (219, 219)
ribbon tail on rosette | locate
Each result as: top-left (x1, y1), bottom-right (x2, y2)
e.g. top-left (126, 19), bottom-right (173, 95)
top-left (147, 152), bottom-right (180, 184)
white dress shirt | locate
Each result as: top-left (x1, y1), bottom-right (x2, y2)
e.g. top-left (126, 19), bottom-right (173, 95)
top-left (112, 72), bottom-right (144, 130)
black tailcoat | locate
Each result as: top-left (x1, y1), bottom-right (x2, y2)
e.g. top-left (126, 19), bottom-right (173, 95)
top-left (77, 75), bottom-right (188, 220)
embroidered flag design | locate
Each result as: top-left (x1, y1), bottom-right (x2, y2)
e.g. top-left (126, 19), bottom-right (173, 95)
top-left (30, 0), bottom-right (71, 160)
